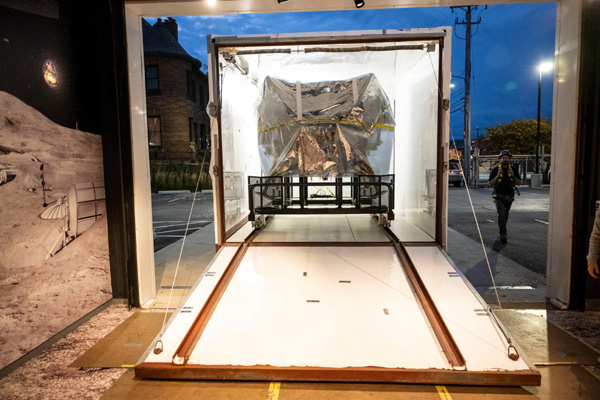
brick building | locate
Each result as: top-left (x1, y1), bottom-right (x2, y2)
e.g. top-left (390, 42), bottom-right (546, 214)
top-left (142, 18), bottom-right (210, 162)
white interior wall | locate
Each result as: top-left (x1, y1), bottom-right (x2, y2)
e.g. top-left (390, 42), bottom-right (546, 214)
top-left (124, 10), bottom-right (156, 306)
top-left (546, 0), bottom-right (582, 308)
top-left (220, 64), bottom-right (261, 232)
top-left (394, 49), bottom-right (439, 239)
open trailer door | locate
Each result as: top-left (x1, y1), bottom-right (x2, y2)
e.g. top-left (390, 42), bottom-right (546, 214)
top-left (207, 28), bottom-right (449, 248)
top-left (135, 28), bottom-right (540, 386)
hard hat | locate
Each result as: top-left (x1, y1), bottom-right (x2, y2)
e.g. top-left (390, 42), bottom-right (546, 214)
top-left (499, 149), bottom-right (512, 158)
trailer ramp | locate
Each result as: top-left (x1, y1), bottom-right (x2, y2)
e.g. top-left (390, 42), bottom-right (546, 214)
top-left (135, 217), bottom-right (539, 386)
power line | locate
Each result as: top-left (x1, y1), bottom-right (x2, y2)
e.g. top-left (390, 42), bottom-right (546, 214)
top-left (427, 7), bottom-right (446, 27)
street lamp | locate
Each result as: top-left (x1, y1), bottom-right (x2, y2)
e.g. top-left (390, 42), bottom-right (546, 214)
top-left (536, 61), bottom-right (553, 174)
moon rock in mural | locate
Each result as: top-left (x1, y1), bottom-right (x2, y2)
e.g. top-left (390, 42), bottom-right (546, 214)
top-left (0, 91), bottom-right (111, 370)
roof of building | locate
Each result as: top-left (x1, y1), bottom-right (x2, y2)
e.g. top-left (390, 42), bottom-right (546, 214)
top-left (142, 18), bottom-right (202, 70)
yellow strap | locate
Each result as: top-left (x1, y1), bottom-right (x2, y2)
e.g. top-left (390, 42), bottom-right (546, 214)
top-left (258, 119), bottom-right (394, 135)
top-left (312, 185), bottom-right (336, 198)
top-left (436, 385), bottom-right (453, 400)
top-left (257, 106), bottom-right (394, 136)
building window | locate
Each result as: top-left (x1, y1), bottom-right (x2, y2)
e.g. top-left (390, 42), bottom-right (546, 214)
top-left (189, 118), bottom-right (194, 143)
top-left (148, 116), bottom-right (162, 146)
top-left (200, 124), bottom-right (207, 150)
top-left (186, 71), bottom-right (196, 102)
top-left (199, 89), bottom-right (204, 106)
top-left (145, 65), bottom-right (160, 95)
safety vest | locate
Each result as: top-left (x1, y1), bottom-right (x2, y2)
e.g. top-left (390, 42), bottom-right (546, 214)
top-left (493, 164), bottom-right (516, 198)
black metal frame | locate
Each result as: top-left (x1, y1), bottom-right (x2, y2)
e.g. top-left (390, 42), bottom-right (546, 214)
top-left (248, 175), bottom-right (394, 221)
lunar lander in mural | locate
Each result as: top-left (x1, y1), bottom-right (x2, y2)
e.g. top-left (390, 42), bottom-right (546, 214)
top-left (40, 182), bottom-right (105, 258)
top-left (135, 29), bottom-right (541, 386)
top-left (0, 167), bottom-right (17, 186)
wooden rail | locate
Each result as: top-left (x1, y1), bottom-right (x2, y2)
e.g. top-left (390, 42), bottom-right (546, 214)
top-left (382, 227), bottom-right (466, 368)
top-left (172, 227), bottom-right (262, 365)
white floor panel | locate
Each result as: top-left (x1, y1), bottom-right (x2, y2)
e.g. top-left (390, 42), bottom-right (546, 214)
top-left (227, 221), bottom-right (254, 242)
top-left (144, 245), bottom-right (240, 364)
top-left (188, 246), bottom-right (448, 369)
top-left (389, 216), bottom-right (434, 242)
top-left (254, 215), bottom-right (388, 242)
top-left (405, 246), bottom-right (531, 372)
top-left (346, 215), bottom-right (391, 242)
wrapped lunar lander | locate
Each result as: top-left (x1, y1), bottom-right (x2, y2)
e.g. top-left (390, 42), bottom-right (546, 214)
top-left (135, 29), bottom-right (541, 386)
top-left (249, 73), bottom-right (396, 226)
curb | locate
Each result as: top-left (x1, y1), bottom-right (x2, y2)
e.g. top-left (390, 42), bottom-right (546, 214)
top-left (158, 190), bottom-right (191, 195)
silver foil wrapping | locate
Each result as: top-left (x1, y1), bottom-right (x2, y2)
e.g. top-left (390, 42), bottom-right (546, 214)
top-left (257, 73), bottom-right (395, 177)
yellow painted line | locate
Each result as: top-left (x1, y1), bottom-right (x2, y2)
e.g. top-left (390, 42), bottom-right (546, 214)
top-left (436, 385), bottom-right (453, 400)
top-left (121, 364), bottom-right (136, 368)
top-left (534, 361), bottom-right (577, 366)
top-left (267, 382), bottom-right (281, 400)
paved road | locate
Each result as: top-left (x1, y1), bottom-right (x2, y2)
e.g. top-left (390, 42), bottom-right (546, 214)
top-left (150, 186), bottom-right (550, 278)
top-left (151, 191), bottom-right (214, 252)
top-left (448, 185), bottom-right (549, 276)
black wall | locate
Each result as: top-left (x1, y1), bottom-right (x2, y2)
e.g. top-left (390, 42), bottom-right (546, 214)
top-left (572, 0), bottom-right (600, 310)
top-left (0, 3), bottom-right (77, 128)
top-left (0, 0), bottom-right (138, 305)
top-left (69, 0), bottom-right (139, 305)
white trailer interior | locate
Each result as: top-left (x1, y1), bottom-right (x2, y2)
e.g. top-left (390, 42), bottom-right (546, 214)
top-left (213, 31), bottom-right (443, 245)
top-left (135, 29), bottom-right (540, 385)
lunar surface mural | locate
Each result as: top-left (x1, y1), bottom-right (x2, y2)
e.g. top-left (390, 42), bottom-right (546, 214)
top-left (0, 91), bottom-right (111, 369)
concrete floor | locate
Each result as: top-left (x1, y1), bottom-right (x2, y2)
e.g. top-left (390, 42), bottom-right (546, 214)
top-left (0, 304), bottom-right (599, 399)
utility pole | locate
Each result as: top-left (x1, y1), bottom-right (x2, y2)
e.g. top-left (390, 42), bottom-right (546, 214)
top-left (536, 69), bottom-right (542, 174)
top-left (463, 6), bottom-right (472, 186)
top-left (452, 6), bottom-right (485, 187)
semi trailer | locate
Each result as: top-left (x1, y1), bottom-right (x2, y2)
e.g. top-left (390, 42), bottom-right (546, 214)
top-left (135, 28), bottom-right (540, 386)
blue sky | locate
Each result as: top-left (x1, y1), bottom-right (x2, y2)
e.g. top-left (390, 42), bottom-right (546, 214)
top-left (146, 2), bottom-right (556, 141)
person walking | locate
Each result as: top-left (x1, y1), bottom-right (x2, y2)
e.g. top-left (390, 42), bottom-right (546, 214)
top-left (488, 149), bottom-right (522, 243)
top-left (587, 207), bottom-right (600, 279)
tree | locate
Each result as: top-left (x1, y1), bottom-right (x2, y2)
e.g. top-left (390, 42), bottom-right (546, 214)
top-left (449, 148), bottom-right (462, 161)
top-left (480, 118), bottom-right (552, 155)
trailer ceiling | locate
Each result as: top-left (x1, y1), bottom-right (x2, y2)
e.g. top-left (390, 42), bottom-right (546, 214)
top-left (124, 0), bottom-right (551, 16)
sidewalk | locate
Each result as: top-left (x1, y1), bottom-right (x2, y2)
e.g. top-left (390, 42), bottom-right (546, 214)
top-left (446, 227), bottom-right (547, 307)
top-left (151, 222), bottom-right (216, 309)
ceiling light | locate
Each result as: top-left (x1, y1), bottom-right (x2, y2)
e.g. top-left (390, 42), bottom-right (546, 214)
top-left (538, 61), bottom-right (553, 74)
top-left (206, 0), bottom-right (216, 6)
top-left (354, 0), bottom-right (365, 8)
top-left (278, 0), bottom-right (290, 3)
